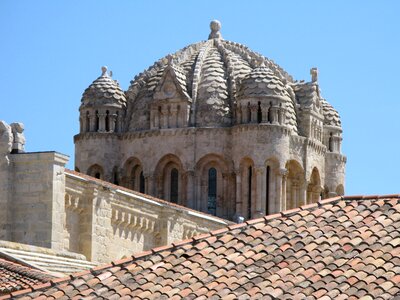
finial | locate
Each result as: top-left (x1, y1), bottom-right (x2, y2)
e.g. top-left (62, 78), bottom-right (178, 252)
top-left (208, 20), bottom-right (222, 40)
top-left (109, 70), bottom-right (113, 78)
top-left (101, 66), bottom-right (108, 76)
top-left (310, 67), bottom-right (318, 82)
top-left (167, 54), bottom-right (174, 65)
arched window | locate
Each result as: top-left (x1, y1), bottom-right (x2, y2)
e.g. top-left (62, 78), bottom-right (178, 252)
top-left (268, 102), bottom-right (272, 123)
top-left (208, 168), bottom-right (217, 215)
top-left (248, 166), bottom-right (252, 219)
top-left (87, 164), bottom-right (104, 180)
top-left (105, 110), bottom-right (110, 132)
top-left (266, 166), bottom-right (270, 215)
top-left (257, 102), bottom-right (262, 123)
top-left (139, 171), bottom-right (145, 193)
top-left (329, 132), bottom-right (333, 152)
top-left (95, 110), bottom-right (99, 132)
top-left (112, 166), bottom-right (119, 185)
top-left (85, 111), bottom-right (90, 132)
top-left (170, 168), bottom-right (179, 203)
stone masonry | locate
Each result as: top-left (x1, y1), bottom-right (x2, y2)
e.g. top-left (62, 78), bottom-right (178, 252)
top-left (75, 21), bottom-right (346, 221)
top-left (0, 120), bottom-right (230, 264)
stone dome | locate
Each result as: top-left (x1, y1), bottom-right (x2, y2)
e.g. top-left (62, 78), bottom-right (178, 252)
top-left (125, 21), bottom-right (296, 130)
top-left (237, 64), bottom-right (298, 132)
top-left (81, 66), bottom-right (126, 108)
top-left (321, 99), bottom-right (341, 127)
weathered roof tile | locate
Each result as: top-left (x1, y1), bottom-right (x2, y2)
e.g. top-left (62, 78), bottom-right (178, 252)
top-left (5, 196), bottom-right (400, 299)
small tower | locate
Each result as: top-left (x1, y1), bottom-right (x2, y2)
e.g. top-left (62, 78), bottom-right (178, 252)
top-left (79, 66), bottom-right (126, 134)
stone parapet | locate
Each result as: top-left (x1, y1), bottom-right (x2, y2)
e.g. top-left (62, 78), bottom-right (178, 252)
top-left (64, 170), bottom-right (230, 263)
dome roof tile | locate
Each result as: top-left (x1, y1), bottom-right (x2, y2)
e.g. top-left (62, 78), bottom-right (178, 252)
top-left (82, 66), bottom-right (126, 107)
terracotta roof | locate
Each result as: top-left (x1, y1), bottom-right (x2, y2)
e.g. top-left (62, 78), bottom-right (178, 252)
top-left (0, 256), bottom-right (53, 296)
top-left (5, 195), bottom-right (400, 299)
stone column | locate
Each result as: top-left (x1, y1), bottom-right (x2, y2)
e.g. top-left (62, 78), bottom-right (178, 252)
top-left (235, 170), bottom-right (242, 217)
top-left (89, 114), bottom-right (96, 132)
top-left (261, 104), bottom-right (268, 123)
top-left (98, 113), bottom-right (106, 132)
top-left (200, 178), bottom-right (207, 213)
top-left (273, 106), bottom-right (280, 124)
top-left (254, 166), bottom-right (265, 217)
top-left (251, 105), bottom-right (258, 123)
top-left (279, 168), bottom-right (288, 211)
top-left (144, 174), bottom-right (154, 196)
top-left (109, 114), bottom-right (117, 132)
top-left (171, 106), bottom-right (178, 128)
top-left (186, 170), bottom-right (195, 208)
top-left (236, 107), bottom-right (242, 124)
top-left (301, 180), bottom-right (307, 206)
top-left (222, 172), bottom-right (230, 219)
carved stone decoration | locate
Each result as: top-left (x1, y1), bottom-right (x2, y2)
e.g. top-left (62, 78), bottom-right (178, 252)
top-left (0, 121), bottom-right (13, 154)
top-left (10, 122), bottom-right (25, 154)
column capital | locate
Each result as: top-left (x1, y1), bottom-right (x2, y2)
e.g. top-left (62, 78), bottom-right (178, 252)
top-left (254, 165), bottom-right (265, 175)
top-left (277, 168), bottom-right (288, 177)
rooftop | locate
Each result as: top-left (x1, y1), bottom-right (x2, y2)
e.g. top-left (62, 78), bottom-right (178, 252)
top-left (5, 194), bottom-right (400, 299)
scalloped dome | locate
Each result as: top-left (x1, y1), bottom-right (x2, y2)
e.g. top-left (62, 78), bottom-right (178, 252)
top-left (321, 99), bottom-right (341, 127)
top-left (122, 21), bottom-right (341, 133)
top-left (82, 67), bottom-right (126, 107)
top-left (126, 35), bottom-right (295, 130)
top-left (237, 65), bottom-right (290, 99)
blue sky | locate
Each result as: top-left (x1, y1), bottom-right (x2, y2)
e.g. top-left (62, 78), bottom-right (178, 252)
top-left (1, 1), bottom-right (399, 195)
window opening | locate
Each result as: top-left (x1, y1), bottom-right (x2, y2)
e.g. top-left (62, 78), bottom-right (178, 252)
top-left (248, 166), bottom-right (252, 219)
top-left (208, 168), bottom-right (217, 215)
top-left (139, 171), bottom-right (145, 193)
top-left (170, 168), bottom-right (179, 203)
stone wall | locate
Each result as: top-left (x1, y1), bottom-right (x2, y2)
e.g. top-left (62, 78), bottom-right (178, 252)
top-left (64, 170), bottom-right (229, 263)
top-left (8, 152), bottom-right (69, 251)
top-left (75, 123), bottom-right (346, 221)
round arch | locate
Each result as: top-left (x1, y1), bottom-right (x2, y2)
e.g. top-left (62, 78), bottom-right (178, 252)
top-left (264, 157), bottom-right (280, 214)
top-left (285, 160), bottom-right (305, 209)
top-left (122, 157), bottom-right (145, 193)
top-left (87, 164), bottom-right (104, 180)
top-left (195, 154), bottom-right (233, 219)
top-left (307, 167), bottom-right (322, 204)
top-left (154, 154), bottom-right (186, 205)
top-left (238, 157), bottom-right (256, 220)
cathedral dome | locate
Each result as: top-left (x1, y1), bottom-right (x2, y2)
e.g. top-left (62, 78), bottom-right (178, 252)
top-left (126, 21), bottom-right (295, 130)
top-left (81, 66), bottom-right (126, 108)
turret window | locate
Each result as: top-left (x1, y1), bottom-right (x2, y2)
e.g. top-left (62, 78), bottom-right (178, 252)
top-left (257, 102), bottom-right (262, 123)
top-left (105, 110), bottom-right (110, 132)
top-left (95, 110), bottom-right (99, 132)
